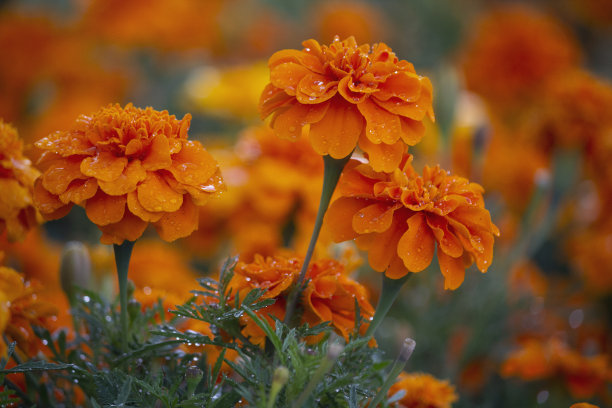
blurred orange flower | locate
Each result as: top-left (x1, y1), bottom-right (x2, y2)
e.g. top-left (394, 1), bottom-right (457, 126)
top-left (33, 103), bottom-right (224, 245)
top-left (0, 120), bottom-right (40, 242)
top-left (461, 5), bottom-right (579, 107)
top-left (259, 36), bottom-right (434, 172)
top-left (388, 372), bottom-right (458, 408)
top-left (570, 220), bottom-right (612, 294)
top-left (570, 403), bottom-right (601, 408)
top-left (326, 155), bottom-right (499, 289)
top-left (312, 1), bottom-right (387, 45)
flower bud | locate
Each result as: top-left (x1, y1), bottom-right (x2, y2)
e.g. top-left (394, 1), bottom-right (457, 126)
top-left (60, 241), bottom-right (92, 300)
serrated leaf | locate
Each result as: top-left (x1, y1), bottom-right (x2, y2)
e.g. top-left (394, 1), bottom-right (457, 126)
top-left (0, 361), bottom-right (81, 374)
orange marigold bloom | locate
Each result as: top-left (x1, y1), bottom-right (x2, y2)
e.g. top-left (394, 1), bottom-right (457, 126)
top-left (0, 120), bottom-right (40, 242)
top-left (570, 403), bottom-right (601, 408)
top-left (326, 155), bottom-right (499, 289)
top-left (259, 36), bottom-right (434, 172)
top-left (388, 372), bottom-right (458, 408)
top-left (461, 5), bottom-right (580, 106)
top-left (33, 103), bottom-right (224, 245)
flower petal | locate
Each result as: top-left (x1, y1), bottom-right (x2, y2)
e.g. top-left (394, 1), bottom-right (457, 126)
top-left (168, 141), bottom-right (218, 186)
top-left (296, 73), bottom-right (338, 104)
top-left (98, 160), bottom-right (146, 196)
top-left (309, 98), bottom-right (363, 158)
top-left (142, 134), bottom-right (172, 171)
top-left (358, 136), bottom-right (405, 173)
top-left (376, 72), bottom-right (422, 102)
top-left (270, 62), bottom-right (312, 95)
top-left (325, 197), bottom-right (369, 242)
top-left (259, 83), bottom-right (293, 119)
top-left (352, 202), bottom-right (400, 234)
top-left (59, 178), bottom-right (98, 205)
top-left (137, 172), bottom-right (183, 213)
top-left (41, 157), bottom-right (87, 195)
top-left (357, 98), bottom-right (403, 145)
top-left (154, 196), bottom-right (199, 242)
top-left (397, 212), bottom-right (436, 272)
top-left (99, 211), bottom-right (148, 245)
top-left (438, 250), bottom-right (466, 290)
top-left (33, 178), bottom-right (72, 217)
top-left (272, 101), bottom-right (330, 141)
top-left (399, 117), bottom-right (426, 146)
top-left (80, 151), bottom-right (127, 182)
top-left (426, 215), bottom-right (464, 258)
top-left (127, 190), bottom-right (163, 222)
top-left (373, 96), bottom-right (429, 121)
top-left (85, 190), bottom-right (126, 226)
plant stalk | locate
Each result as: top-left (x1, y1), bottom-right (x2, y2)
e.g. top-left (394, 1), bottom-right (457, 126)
top-left (113, 240), bottom-right (135, 352)
top-left (369, 338), bottom-right (416, 407)
top-left (365, 273), bottom-right (412, 338)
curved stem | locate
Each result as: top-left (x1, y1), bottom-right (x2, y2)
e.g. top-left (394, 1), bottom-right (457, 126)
top-left (113, 240), bottom-right (135, 352)
top-left (365, 273), bottom-right (412, 338)
top-left (284, 153), bottom-right (352, 325)
top-left (369, 338), bottom-right (415, 407)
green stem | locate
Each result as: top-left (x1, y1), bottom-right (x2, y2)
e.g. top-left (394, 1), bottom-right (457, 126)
top-left (369, 338), bottom-right (415, 407)
top-left (365, 273), bottom-right (412, 338)
top-left (284, 153), bottom-right (352, 325)
top-left (113, 240), bottom-right (135, 352)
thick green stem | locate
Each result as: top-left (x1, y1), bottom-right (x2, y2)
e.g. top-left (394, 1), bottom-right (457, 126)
top-left (365, 273), bottom-right (412, 338)
top-left (284, 153), bottom-right (352, 325)
top-left (114, 240), bottom-right (135, 352)
top-left (369, 338), bottom-right (415, 407)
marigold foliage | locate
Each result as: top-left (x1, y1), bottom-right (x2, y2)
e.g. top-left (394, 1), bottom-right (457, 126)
top-left (259, 36), bottom-right (434, 172)
top-left (0, 120), bottom-right (40, 242)
top-left (33, 103), bottom-right (224, 245)
top-left (326, 155), bottom-right (499, 289)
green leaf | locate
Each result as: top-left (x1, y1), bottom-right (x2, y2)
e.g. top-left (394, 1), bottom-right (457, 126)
top-left (0, 361), bottom-right (81, 374)
top-left (242, 306), bottom-right (284, 363)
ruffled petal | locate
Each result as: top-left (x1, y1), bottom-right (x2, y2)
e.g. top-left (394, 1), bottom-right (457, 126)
top-left (99, 211), bottom-right (148, 245)
top-left (137, 172), bottom-right (183, 213)
top-left (376, 72), bottom-right (422, 102)
top-left (168, 141), bottom-right (218, 186)
top-left (35, 131), bottom-right (94, 156)
top-left (338, 76), bottom-right (367, 104)
top-left (399, 117), bottom-right (426, 146)
top-left (85, 190), bottom-right (126, 226)
top-left (309, 98), bottom-right (363, 158)
top-left (385, 254), bottom-right (410, 279)
top-left (154, 195), bottom-right (199, 242)
top-left (426, 214), bottom-right (464, 258)
top-left (80, 151), bottom-right (127, 182)
top-left (352, 202), bottom-right (400, 234)
top-left (270, 62), bottom-right (312, 95)
top-left (358, 136), bottom-right (405, 173)
top-left (259, 83), bottom-right (294, 119)
top-left (41, 157), bottom-right (86, 195)
top-left (325, 197), bottom-right (369, 242)
top-left (397, 212), bottom-right (436, 272)
top-left (142, 134), bottom-right (172, 171)
top-left (98, 160), bottom-right (146, 196)
top-left (357, 212), bottom-right (406, 273)
top-left (296, 73), bottom-right (338, 104)
top-left (59, 178), bottom-right (98, 205)
top-left (33, 178), bottom-right (72, 217)
top-left (272, 101), bottom-right (330, 140)
top-left (336, 161), bottom-right (377, 197)
top-left (438, 249), bottom-right (466, 290)
top-left (127, 190), bottom-right (163, 222)
top-left (373, 96), bottom-right (429, 121)
top-left (357, 98), bottom-right (403, 144)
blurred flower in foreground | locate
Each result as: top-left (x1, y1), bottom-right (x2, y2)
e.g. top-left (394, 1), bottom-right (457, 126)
top-left (570, 220), bottom-right (612, 294)
top-left (570, 403), bottom-right (601, 408)
top-left (326, 155), bottom-right (499, 289)
top-left (311, 1), bottom-right (387, 45)
top-left (461, 5), bottom-right (579, 107)
top-left (259, 36), bottom-right (434, 172)
top-left (33, 103), bottom-right (224, 244)
top-left (229, 254), bottom-right (374, 345)
top-left (388, 372), bottom-right (458, 408)
top-left (184, 62), bottom-right (269, 120)
top-left (0, 120), bottom-right (40, 242)
top-left (502, 337), bottom-right (611, 399)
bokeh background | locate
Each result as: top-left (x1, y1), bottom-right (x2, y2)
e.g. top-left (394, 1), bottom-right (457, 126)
top-left (1, 0), bottom-right (611, 407)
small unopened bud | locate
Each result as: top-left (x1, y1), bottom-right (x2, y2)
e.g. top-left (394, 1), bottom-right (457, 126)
top-left (326, 342), bottom-right (344, 361)
top-left (398, 338), bottom-right (416, 363)
top-left (185, 365), bottom-right (203, 396)
top-left (60, 241), bottom-right (92, 300)
top-left (272, 366), bottom-right (289, 387)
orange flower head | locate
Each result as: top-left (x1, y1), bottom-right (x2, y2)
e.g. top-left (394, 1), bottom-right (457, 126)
top-left (259, 36), bottom-right (434, 172)
top-left (0, 120), bottom-right (40, 242)
top-left (388, 372), bottom-right (458, 408)
top-left (461, 5), bottom-right (580, 106)
top-left (230, 254), bottom-right (301, 301)
top-left (326, 155), bottom-right (500, 289)
top-left (570, 403), bottom-right (601, 408)
top-left (33, 103), bottom-right (224, 245)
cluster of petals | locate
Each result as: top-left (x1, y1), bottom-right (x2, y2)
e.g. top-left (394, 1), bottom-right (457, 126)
top-left (325, 155), bottom-right (500, 289)
top-left (1, 266), bottom-right (57, 357)
top-left (259, 36), bottom-right (434, 172)
top-left (33, 103), bottom-right (224, 245)
top-left (501, 337), bottom-right (611, 399)
top-left (388, 372), bottom-right (458, 408)
top-left (0, 120), bottom-right (40, 242)
top-left (228, 254), bottom-right (374, 344)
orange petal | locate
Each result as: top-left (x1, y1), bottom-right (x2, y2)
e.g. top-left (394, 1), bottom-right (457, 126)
top-left (33, 178), bottom-right (71, 217)
top-left (168, 141), bottom-right (218, 186)
top-left (338, 76), bottom-right (367, 104)
top-left (272, 100), bottom-right (330, 141)
top-left (296, 73), bottom-right (338, 104)
top-left (98, 160), bottom-right (146, 196)
top-left (376, 72), bottom-right (422, 102)
top-left (125, 138), bottom-right (143, 156)
top-left (352, 202), bottom-right (399, 234)
top-left (80, 151), bottom-right (127, 182)
top-left (364, 214), bottom-right (406, 273)
top-left (397, 212), bottom-right (436, 272)
top-left (270, 62), bottom-right (311, 95)
top-left (438, 249), bottom-right (466, 290)
top-left (137, 172), bottom-right (183, 213)
top-left (399, 117), bottom-right (425, 146)
top-left (358, 136), bottom-right (405, 173)
top-left (373, 97), bottom-right (428, 121)
top-left (99, 211), bottom-right (148, 245)
top-left (426, 215), bottom-right (463, 258)
top-left (154, 196), bottom-right (199, 242)
top-left (85, 190), bottom-right (126, 226)
top-left (59, 178), bottom-right (98, 205)
top-left (385, 255), bottom-right (410, 279)
top-left (336, 162), bottom-right (376, 197)
top-left (127, 190), bottom-right (163, 222)
top-left (41, 157), bottom-right (86, 195)
top-left (309, 98), bottom-right (363, 158)
top-left (182, 170), bottom-right (225, 206)
top-left (142, 134), bottom-right (172, 171)
top-left (357, 98), bottom-right (403, 144)
top-left (35, 131), bottom-right (94, 156)
top-left (324, 197), bottom-right (368, 242)
top-left (259, 83), bottom-right (293, 119)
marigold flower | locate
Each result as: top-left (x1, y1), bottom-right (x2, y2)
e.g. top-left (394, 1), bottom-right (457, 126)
top-left (33, 103), bottom-right (224, 245)
top-left (461, 5), bottom-right (580, 106)
top-left (570, 403), bottom-right (601, 408)
top-left (0, 120), bottom-right (40, 242)
top-left (388, 372), bottom-right (458, 408)
top-left (259, 36), bottom-right (434, 172)
top-left (326, 155), bottom-right (499, 289)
